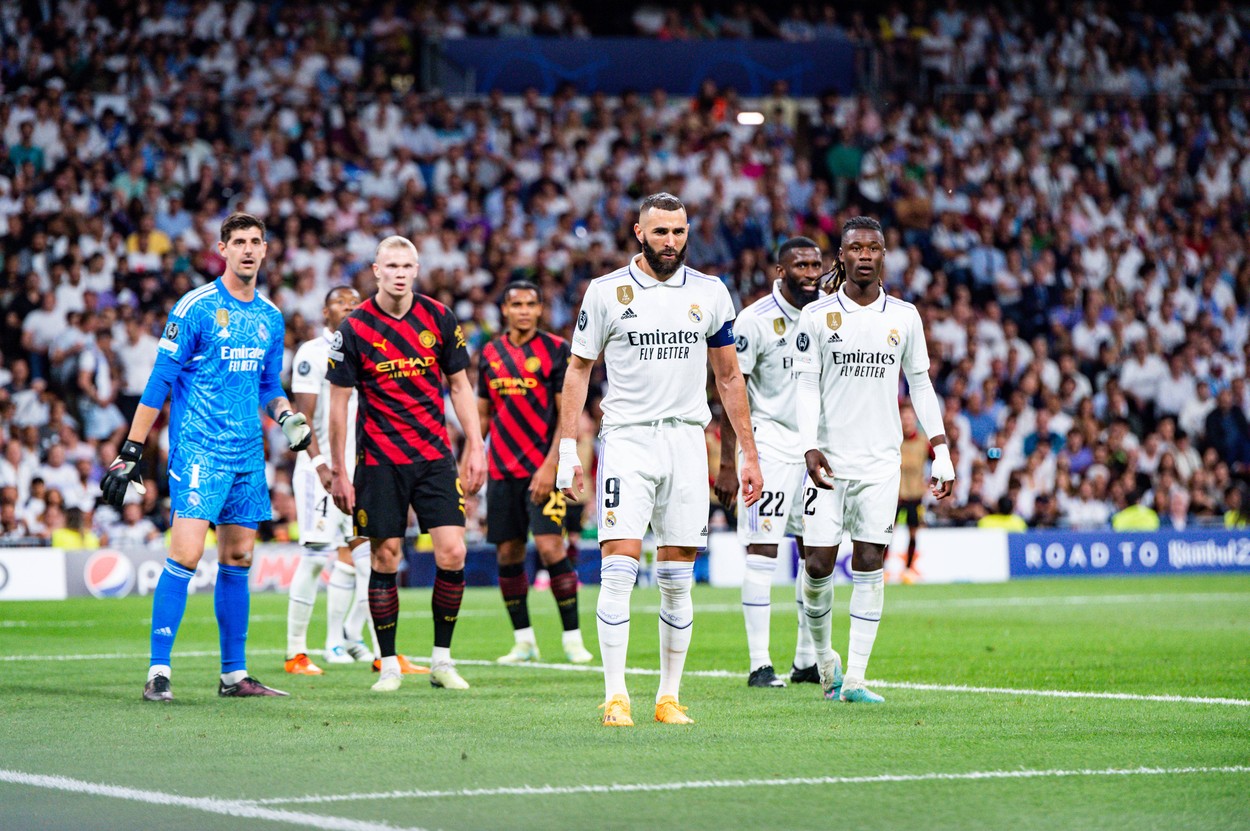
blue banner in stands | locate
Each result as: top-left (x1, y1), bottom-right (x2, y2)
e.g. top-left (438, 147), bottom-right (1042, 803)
top-left (1007, 529), bottom-right (1250, 578)
top-left (439, 37), bottom-right (856, 96)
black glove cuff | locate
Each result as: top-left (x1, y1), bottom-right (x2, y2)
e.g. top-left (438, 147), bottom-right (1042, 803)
top-left (120, 439), bottom-right (144, 460)
top-left (277, 410), bottom-right (294, 425)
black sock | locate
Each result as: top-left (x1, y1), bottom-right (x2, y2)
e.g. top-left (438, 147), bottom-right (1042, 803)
top-left (368, 570), bottom-right (399, 659)
top-left (547, 557), bottom-right (580, 632)
top-left (432, 568), bottom-right (465, 650)
top-left (498, 562), bottom-right (531, 631)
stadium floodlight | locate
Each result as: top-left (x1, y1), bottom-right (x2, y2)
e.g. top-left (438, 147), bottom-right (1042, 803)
top-left (736, 111), bottom-right (765, 125)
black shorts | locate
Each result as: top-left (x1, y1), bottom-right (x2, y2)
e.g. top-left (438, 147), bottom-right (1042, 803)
top-left (353, 457), bottom-right (464, 540)
top-left (486, 476), bottom-right (566, 544)
top-left (898, 499), bottom-right (922, 527)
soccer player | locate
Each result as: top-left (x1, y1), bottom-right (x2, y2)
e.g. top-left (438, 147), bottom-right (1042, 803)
top-left (327, 235), bottom-right (487, 693)
top-left (477, 280), bottom-right (594, 665)
top-left (715, 237), bottom-right (823, 688)
top-left (102, 213), bottom-right (311, 702)
top-left (793, 216), bottom-right (955, 704)
top-left (557, 193), bottom-right (763, 726)
top-left (285, 285), bottom-right (416, 675)
top-left (896, 406), bottom-right (930, 584)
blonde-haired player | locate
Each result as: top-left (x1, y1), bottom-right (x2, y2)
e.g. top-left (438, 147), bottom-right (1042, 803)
top-left (793, 216), bottom-right (954, 704)
top-left (558, 193), bottom-right (763, 726)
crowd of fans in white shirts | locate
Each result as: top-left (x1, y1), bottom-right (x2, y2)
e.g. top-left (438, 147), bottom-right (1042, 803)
top-left (1, 1), bottom-right (1249, 548)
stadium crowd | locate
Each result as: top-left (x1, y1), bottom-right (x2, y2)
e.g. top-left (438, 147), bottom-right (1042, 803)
top-left (2, 1), bottom-right (1250, 551)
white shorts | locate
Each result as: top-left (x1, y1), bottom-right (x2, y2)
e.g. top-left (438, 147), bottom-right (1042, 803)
top-left (597, 421), bottom-right (709, 548)
top-left (738, 452), bottom-right (809, 545)
top-left (295, 462), bottom-right (353, 548)
top-left (802, 472), bottom-right (901, 547)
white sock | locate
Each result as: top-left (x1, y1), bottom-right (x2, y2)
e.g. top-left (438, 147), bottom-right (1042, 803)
top-left (656, 560), bottom-right (694, 702)
top-left (803, 569), bottom-right (834, 665)
top-left (286, 554), bottom-right (324, 656)
top-left (514, 625), bottom-right (536, 645)
top-left (431, 646), bottom-right (451, 667)
top-left (148, 664), bottom-right (170, 681)
top-left (794, 565), bottom-right (816, 668)
top-left (596, 555), bottom-right (638, 700)
top-left (742, 554), bottom-right (776, 671)
top-left (345, 543), bottom-right (372, 643)
top-left (221, 669), bottom-right (247, 686)
top-left (562, 629), bottom-right (586, 650)
top-left (846, 569), bottom-right (884, 684)
top-left (380, 655), bottom-right (399, 675)
top-left (325, 560), bottom-right (355, 651)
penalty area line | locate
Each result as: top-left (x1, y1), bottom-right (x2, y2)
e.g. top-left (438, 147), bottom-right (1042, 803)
top-left (0, 768), bottom-right (431, 831)
top-left (250, 765), bottom-right (1250, 805)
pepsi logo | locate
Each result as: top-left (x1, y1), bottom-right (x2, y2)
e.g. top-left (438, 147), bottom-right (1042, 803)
top-left (85, 550), bottom-right (136, 599)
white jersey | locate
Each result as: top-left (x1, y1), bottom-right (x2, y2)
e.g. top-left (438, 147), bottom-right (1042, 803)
top-left (792, 286), bottom-right (929, 483)
top-left (734, 280), bottom-right (807, 463)
top-left (291, 328), bottom-right (358, 475)
top-left (572, 257), bottom-right (736, 429)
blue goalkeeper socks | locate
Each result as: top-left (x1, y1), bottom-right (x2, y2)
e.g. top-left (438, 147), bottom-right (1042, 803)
top-left (215, 564), bottom-right (250, 674)
top-left (150, 559), bottom-right (194, 669)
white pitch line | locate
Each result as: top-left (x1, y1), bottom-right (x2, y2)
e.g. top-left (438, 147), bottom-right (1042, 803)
top-left (249, 765), bottom-right (1250, 806)
top-left (2, 648), bottom-right (1247, 708)
top-left (0, 769), bottom-right (432, 831)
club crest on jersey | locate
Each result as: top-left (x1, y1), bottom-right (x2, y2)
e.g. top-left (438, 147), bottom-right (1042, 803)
top-left (258, 322), bottom-right (269, 343)
top-left (773, 318), bottom-right (786, 336)
top-left (216, 308), bottom-right (230, 328)
top-left (688, 304), bottom-right (703, 323)
top-left (888, 328), bottom-right (901, 347)
top-left (524, 356), bottom-right (542, 373)
top-left (827, 312), bottom-right (842, 330)
top-left (419, 330), bottom-right (436, 349)
top-left (617, 286), bottom-right (634, 305)
top-left (762, 519), bottom-right (772, 532)
top-left (356, 509), bottom-right (368, 529)
top-left (604, 511), bottom-right (616, 527)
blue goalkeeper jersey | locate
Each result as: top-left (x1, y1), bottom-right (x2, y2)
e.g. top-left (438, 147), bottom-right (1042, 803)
top-left (141, 277), bottom-right (287, 473)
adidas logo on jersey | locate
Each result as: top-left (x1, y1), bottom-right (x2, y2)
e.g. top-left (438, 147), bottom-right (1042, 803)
top-left (700, 525), bottom-right (708, 536)
top-left (884, 524), bottom-right (894, 534)
top-left (621, 308), bottom-right (638, 320)
top-left (828, 333), bottom-right (842, 343)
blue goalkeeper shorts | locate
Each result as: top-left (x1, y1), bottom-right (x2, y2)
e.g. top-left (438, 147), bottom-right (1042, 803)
top-left (168, 453), bottom-right (271, 529)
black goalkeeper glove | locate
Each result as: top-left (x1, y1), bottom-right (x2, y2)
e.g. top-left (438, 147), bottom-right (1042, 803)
top-left (278, 410), bottom-right (312, 452)
top-left (101, 439), bottom-right (147, 509)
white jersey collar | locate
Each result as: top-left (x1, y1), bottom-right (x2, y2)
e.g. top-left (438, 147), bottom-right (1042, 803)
top-left (628, 255), bottom-right (687, 289)
top-left (836, 285), bottom-right (888, 314)
top-left (321, 327), bottom-right (335, 343)
top-left (770, 280), bottom-right (802, 321)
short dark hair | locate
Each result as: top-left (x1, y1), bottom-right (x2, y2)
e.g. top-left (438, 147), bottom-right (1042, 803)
top-left (842, 215), bottom-right (883, 235)
top-left (219, 213), bottom-right (266, 243)
top-left (324, 284), bottom-right (356, 307)
top-left (778, 236), bottom-right (820, 260)
top-left (501, 280), bottom-right (543, 305)
top-left (639, 192), bottom-right (685, 218)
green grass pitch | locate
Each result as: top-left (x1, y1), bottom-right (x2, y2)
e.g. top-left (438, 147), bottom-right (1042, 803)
top-left (2, 574), bottom-right (1248, 830)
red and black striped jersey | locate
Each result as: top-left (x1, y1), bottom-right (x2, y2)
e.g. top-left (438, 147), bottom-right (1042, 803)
top-left (477, 330), bottom-right (569, 479)
top-left (326, 295), bottom-right (470, 465)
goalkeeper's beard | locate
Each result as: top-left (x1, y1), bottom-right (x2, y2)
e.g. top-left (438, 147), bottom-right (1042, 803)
top-left (641, 238), bottom-right (687, 279)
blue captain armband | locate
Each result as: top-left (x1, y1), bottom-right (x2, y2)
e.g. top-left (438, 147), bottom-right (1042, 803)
top-left (707, 319), bottom-right (735, 348)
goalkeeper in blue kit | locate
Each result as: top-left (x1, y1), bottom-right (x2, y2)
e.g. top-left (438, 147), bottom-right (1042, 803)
top-left (101, 214), bottom-right (313, 701)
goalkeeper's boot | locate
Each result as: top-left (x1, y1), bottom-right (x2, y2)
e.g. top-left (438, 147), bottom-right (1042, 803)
top-left (218, 677), bottom-right (289, 697)
top-left (818, 653), bottom-right (844, 701)
top-left (284, 653), bottom-right (324, 675)
top-left (748, 664), bottom-right (787, 688)
top-left (600, 694), bottom-right (633, 727)
top-left (497, 640), bottom-right (541, 664)
top-left (654, 695), bottom-right (694, 725)
top-left (143, 674), bottom-right (173, 702)
top-left (429, 662), bottom-right (470, 690)
top-left (839, 681), bottom-right (885, 704)
top-left (790, 663), bottom-right (821, 684)
top-left (371, 669), bottom-right (402, 692)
